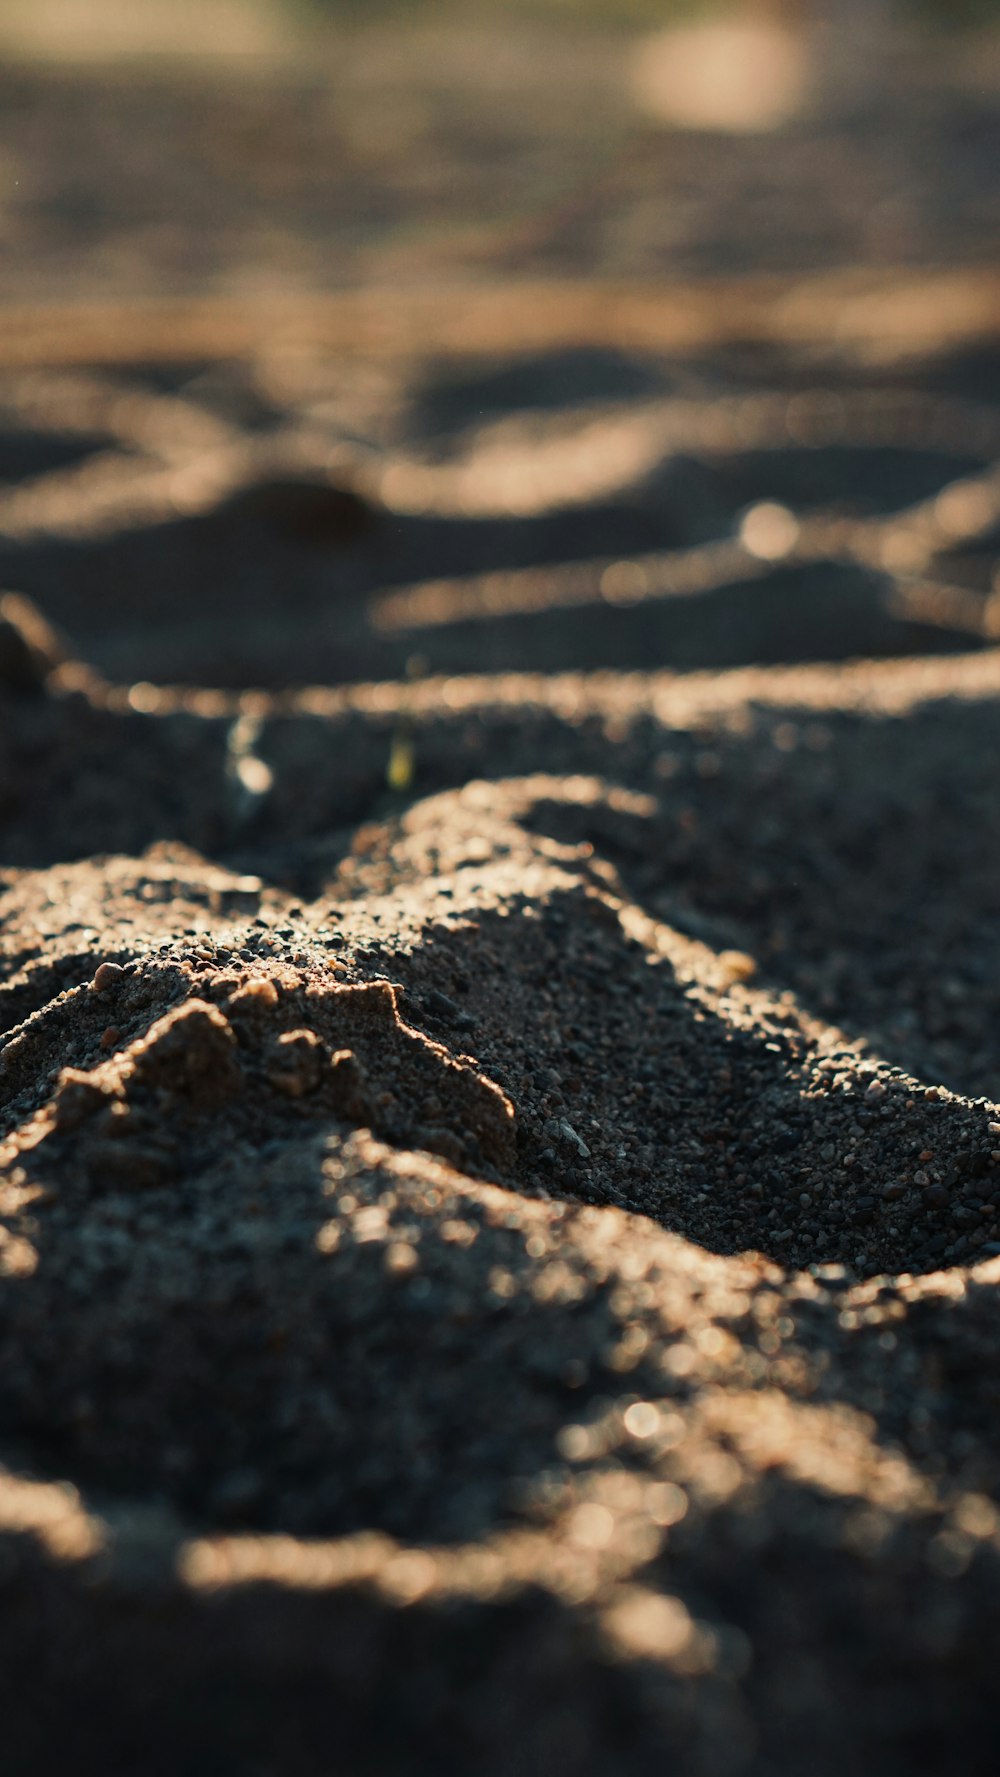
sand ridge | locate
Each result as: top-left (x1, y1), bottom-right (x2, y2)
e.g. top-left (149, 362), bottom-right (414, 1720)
top-left (1, 281), bottom-right (1000, 1773)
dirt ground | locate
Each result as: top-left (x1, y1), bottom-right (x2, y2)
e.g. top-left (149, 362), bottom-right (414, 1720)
top-left (2, 9), bottom-right (1000, 1774)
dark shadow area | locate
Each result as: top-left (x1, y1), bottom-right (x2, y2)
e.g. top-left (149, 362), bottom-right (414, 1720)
top-left (386, 894), bottom-right (1000, 1276)
top-left (411, 346), bottom-right (675, 433)
top-left (0, 424), bottom-right (110, 485)
top-left (372, 561), bottom-right (983, 680)
top-left (695, 443), bottom-right (987, 520)
top-left (0, 691), bottom-right (237, 869)
top-left (515, 697), bottom-right (1000, 1106)
top-left (911, 342), bottom-right (1000, 407)
top-left (103, 359), bottom-right (286, 434)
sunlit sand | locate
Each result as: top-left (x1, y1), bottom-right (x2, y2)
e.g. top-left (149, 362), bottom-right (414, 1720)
top-left (631, 19), bottom-right (809, 133)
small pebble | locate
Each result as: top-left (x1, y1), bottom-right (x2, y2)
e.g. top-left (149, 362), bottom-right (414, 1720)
top-left (91, 961), bottom-right (126, 995)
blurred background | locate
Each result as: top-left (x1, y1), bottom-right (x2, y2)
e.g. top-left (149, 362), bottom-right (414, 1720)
top-left (0, 1), bottom-right (998, 689)
top-left (0, 0), bottom-right (997, 305)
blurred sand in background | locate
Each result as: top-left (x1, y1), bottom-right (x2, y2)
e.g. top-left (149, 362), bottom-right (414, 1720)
top-left (0, 0), bottom-right (996, 311)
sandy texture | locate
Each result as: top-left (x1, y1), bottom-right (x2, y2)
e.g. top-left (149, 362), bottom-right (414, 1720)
top-left (1, 307), bottom-right (1000, 1775)
top-left (3, 16), bottom-right (1000, 1775)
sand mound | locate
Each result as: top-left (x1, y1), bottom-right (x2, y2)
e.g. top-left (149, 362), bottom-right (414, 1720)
top-left (2, 307), bottom-right (1000, 1776)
